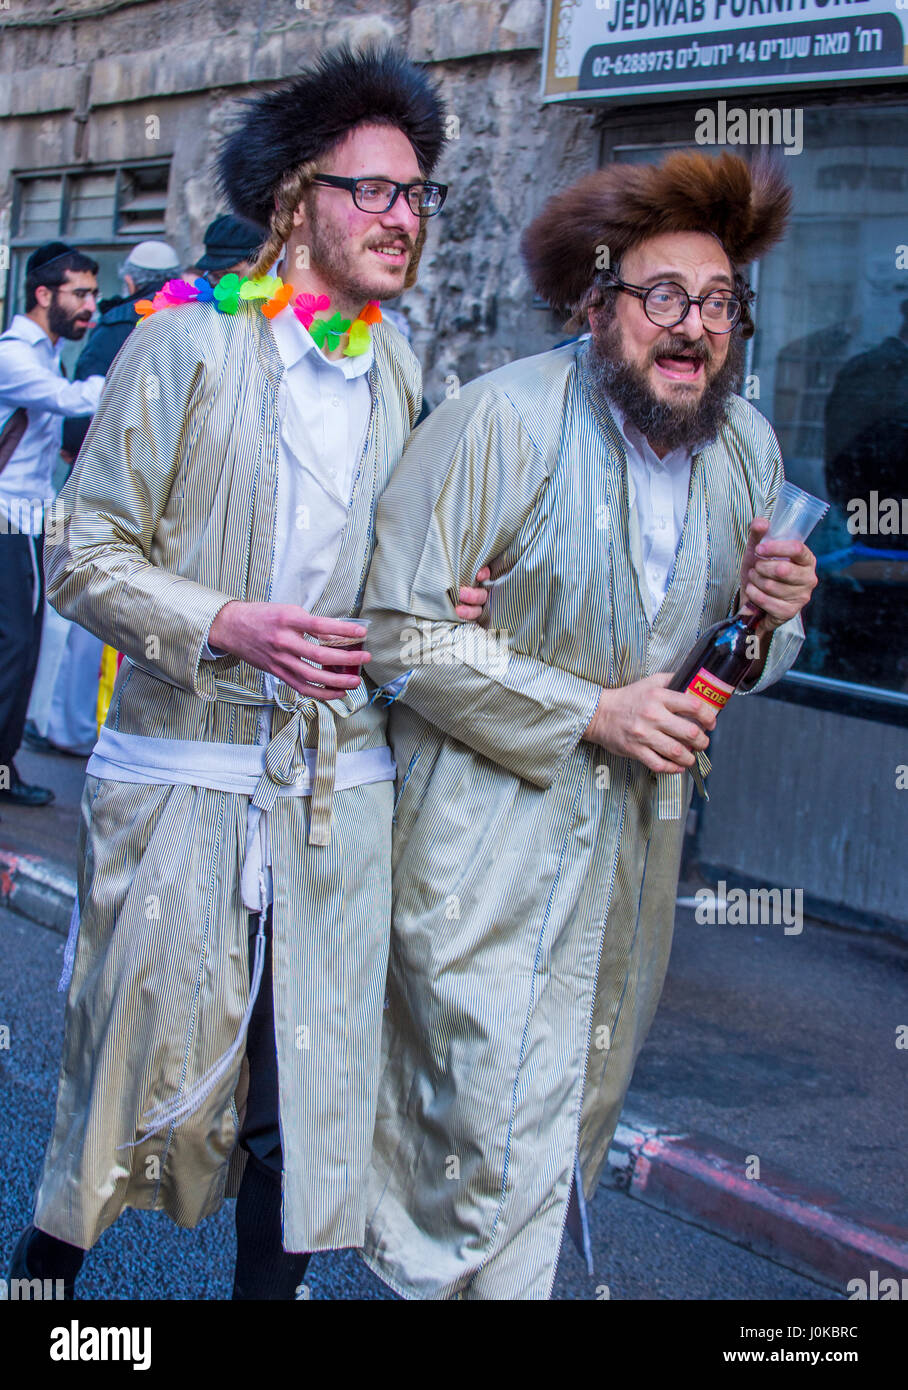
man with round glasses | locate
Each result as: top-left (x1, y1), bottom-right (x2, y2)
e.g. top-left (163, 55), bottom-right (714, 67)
top-left (583, 244), bottom-right (757, 460)
top-left (358, 152), bottom-right (819, 1299)
top-left (602, 272), bottom-right (747, 329)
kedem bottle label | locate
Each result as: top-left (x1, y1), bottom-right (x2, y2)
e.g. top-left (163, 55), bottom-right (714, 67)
top-left (685, 667), bottom-right (735, 710)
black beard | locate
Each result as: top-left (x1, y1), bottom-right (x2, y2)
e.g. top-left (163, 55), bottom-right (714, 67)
top-left (48, 296), bottom-right (90, 341)
top-left (586, 313), bottom-right (745, 454)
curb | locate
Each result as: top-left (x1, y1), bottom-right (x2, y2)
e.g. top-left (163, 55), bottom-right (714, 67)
top-left (605, 1117), bottom-right (908, 1295)
top-left (0, 848), bottom-right (75, 936)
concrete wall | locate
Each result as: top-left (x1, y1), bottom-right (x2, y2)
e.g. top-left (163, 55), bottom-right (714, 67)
top-left (695, 693), bottom-right (908, 935)
top-left (0, 0), bottom-right (599, 402)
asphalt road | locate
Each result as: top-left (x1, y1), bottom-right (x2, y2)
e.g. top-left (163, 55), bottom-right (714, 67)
top-left (0, 903), bottom-right (839, 1302)
top-left (628, 898), bottom-right (908, 1223)
top-left (0, 746), bottom-right (87, 875)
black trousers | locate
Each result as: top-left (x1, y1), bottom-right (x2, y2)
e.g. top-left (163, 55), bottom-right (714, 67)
top-left (0, 531), bottom-right (45, 768)
top-left (233, 907), bottom-right (312, 1296)
top-left (239, 906), bottom-right (283, 1176)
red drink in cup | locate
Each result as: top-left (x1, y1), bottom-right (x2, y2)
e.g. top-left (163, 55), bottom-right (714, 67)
top-left (318, 617), bottom-right (371, 681)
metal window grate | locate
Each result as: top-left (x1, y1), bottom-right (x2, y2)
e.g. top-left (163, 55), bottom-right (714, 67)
top-left (66, 172), bottom-right (118, 240)
top-left (15, 177), bottom-right (63, 239)
top-left (116, 164), bottom-right (170, 235)
top-left (11, 161), bottom-right (172, 244)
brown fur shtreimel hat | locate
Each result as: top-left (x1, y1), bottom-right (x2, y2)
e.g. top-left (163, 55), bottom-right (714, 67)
top-left (520, 151), bottom-right (792, 316)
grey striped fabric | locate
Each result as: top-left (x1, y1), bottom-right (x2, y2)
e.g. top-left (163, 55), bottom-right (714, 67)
top-left (359, 338), bottom-right (804, 1299)
top-left (34, 301), bottom-right (419, 1253)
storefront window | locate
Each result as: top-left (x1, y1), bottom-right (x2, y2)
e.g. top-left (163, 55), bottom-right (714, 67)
top-left (753, 107), bottom-right (907, 697)
top-left (611, 107), bottom-right (908, 697)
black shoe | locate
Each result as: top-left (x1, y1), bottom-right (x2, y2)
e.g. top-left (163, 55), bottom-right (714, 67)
top-left (8, 1225), bottom-right (35, 1282)
top-left (7, 1225), bottom-right (77, 1300)
top-left (22, 720), bottom-right (54, 754)
top-left (0, 764), bottom-right (55, 806)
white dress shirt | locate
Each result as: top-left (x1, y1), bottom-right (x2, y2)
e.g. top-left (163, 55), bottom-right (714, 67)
top-left (203, 301), bottom-right (373, 662)
top-left (200, 298), bottom-right (376, 907)
top-left (607, 396), bottom-right (693, 618)
top-left (264, 302), bottom-right (373, 613)
top-left (0, 313), bottom-right (104, 533)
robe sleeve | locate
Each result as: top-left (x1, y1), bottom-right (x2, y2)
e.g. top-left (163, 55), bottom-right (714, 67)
top-left (738, 421), bottom-right (805, 695)
top-left (361, 382), bottom-right (603, 789)
top-left (45, 310), bottom-right (239, 699)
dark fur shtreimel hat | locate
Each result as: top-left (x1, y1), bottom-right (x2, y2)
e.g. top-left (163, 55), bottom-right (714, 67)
top-left (521, 151), bottom-right (792, 316)
top-left (217, 44), bottom-right (446, 229)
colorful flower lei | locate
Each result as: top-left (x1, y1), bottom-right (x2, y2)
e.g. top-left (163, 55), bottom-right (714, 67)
top-left (135, 274), bottom-right (382, 357)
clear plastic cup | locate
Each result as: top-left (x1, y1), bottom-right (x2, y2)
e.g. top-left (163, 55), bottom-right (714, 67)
top-left (766, 481), bottom-right (829, 544)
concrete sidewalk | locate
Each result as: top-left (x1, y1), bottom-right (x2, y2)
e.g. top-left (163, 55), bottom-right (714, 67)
top-left (0, 747), bottom-right (84, 931)
top-left (0, 746), bottom-right (85, 878)
top-left (3, 744), bottom-right (906, 1298)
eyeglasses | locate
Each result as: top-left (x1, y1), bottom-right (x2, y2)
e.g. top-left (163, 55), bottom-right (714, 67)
top-left (57, 285), bottom-right (96, 300)
top-left (311, 175), bottom-right (448, 217)
top-left (602, 273), bottom-right (744, 333)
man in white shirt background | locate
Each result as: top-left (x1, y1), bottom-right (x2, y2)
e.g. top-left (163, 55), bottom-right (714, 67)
top-left (0, 242), bottom-right (105, 812)
top-left (24, 239), bottom-right (183, 762)
top-left (25, 240), bottom-right (181, 761)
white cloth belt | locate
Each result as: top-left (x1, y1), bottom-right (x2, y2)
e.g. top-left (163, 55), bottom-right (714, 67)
top-left (86, 724), bottom-right (396, 911)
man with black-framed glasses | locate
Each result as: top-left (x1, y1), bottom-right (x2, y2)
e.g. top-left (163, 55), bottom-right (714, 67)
top-left (358, 152), bottom-right (819, 1299)
top-left (8, 44), bottom-right (490, 1304)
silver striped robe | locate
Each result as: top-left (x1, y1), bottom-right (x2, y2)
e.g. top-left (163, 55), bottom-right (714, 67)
top-left (35, 301), bottom-right (420, 1253)
top-left (359, 339), bottom-right (804, 1299)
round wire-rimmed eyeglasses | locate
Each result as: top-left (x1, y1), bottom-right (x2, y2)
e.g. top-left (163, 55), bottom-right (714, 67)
top-left (602, 272), bottom-right (744, 333)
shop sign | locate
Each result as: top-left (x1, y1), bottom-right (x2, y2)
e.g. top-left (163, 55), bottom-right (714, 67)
top-left (542, 0), bottom-right (908, 100)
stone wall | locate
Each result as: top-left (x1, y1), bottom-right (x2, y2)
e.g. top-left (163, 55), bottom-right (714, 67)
top-left (0, 0), bottom-right (599, 400)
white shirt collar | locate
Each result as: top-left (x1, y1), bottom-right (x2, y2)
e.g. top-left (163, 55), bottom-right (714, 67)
top-left (6, 313), bottom-right (61, 356)
top-left (268, 302), bottom-right (373, 379)
top-left (266, 257), bottom-right (374, 379)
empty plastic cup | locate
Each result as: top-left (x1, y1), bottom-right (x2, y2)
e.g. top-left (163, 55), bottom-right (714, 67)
top-left (767, 482), bottom-right (829, 544)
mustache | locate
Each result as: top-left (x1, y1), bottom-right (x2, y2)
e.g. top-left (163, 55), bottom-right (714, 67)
top-left (649, 336), bottom-right (712, 364)
top-left (365, 235), bottom-right (414, 253)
